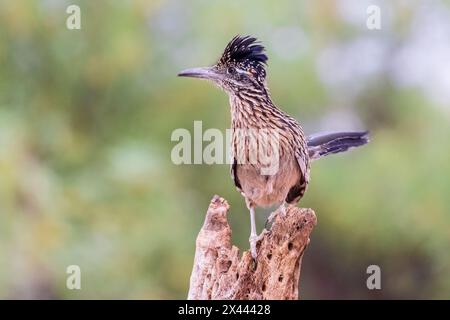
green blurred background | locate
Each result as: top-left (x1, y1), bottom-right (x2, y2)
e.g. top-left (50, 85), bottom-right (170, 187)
top-left (1, 0), bottom-right (450, 299)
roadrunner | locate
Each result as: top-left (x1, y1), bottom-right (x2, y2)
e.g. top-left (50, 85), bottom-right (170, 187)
top-left (179, 35), bottom-right (369, 258)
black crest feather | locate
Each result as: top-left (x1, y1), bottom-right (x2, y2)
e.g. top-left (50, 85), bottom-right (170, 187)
top-left (220, 35), bottom-right (268, 67)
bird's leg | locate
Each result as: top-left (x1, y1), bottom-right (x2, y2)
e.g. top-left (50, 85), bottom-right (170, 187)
top-left (249, 206), bottom-right (259, 259)
top-left (279, 202), bottom-right (287, 217)
top-left (265, 202), bottom-right (287, 229)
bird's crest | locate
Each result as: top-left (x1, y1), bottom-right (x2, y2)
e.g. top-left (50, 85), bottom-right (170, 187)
top-left (219, 35), bottom-right (268, 71)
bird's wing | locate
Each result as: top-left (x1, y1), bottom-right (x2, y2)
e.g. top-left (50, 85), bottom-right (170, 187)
top-left (286, 146), bottom-right (310, 204)
top-left (230, 157), bottom-right (242, 192)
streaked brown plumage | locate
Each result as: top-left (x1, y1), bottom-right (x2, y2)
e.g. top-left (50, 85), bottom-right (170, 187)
top-left (179, 35), bottom-right (369, 258)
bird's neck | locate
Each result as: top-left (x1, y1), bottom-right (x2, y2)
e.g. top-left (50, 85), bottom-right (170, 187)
top-left (229, 86), bottom-right (278, 129)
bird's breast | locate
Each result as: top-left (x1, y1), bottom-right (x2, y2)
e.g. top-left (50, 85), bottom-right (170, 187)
top-left (234, 156), bottom-right (301, 208)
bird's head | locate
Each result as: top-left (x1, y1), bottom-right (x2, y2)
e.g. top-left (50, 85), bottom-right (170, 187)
top-left (178, 35), bottom-right (268, 95)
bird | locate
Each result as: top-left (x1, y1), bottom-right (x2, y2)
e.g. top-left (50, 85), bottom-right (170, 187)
top-left (178, 35), bottom-right (369, 259)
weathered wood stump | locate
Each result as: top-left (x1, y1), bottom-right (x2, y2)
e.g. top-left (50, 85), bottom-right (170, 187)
top-left (188, 195), bottom-right (316, 300)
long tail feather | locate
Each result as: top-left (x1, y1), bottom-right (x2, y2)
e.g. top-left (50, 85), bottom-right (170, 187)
top-left (307, 131), bottom-right (369, 161)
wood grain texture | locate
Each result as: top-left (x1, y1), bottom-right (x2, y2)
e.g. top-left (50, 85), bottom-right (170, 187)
top-left (188, 195), bottom-right (316, 300)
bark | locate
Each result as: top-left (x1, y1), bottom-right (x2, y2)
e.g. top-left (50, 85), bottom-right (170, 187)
top-left (188, 195), bottom-right (317, 300)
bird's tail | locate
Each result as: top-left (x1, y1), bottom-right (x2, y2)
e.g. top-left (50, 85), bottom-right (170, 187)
top-left (307, 131), bottom-right (369, 161)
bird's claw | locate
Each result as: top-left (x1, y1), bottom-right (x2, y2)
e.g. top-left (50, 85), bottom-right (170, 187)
top-left (264, 204), bottom-right (287, 229)
top-left (249, 234), bottom-right (264, 259)
top-left (249, 235), bottom-right (258, 259)
top-left (264, 211), bottom-right (277, 229)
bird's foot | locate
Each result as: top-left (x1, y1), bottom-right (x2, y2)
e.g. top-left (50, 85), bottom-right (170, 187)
top-left (249, 235), bottom-right (257, 259)
top-left (279, 203), bottom-right (287, 217)
top-left (264, 203), bottom-right (287, 229)
top-left (249, 233), bottom-right (264, 259)
top-left (265, 212), bottom-right (277, 229)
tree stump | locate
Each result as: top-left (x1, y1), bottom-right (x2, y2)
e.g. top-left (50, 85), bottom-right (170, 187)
top-left (188, 195), bottom-right (317, 300)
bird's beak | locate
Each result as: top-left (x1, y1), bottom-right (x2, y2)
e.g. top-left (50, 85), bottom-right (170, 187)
top-left (178, 67), bottom-right (222, 81)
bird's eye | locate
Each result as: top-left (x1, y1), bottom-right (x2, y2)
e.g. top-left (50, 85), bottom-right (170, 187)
top-left (227, 67), bottom-right (236, 74)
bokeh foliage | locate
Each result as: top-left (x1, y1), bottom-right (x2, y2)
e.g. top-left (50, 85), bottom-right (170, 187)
top-left (1, 0), bottom-right (449, 299)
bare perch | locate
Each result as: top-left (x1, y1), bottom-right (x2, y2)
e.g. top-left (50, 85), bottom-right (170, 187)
top-left (188, 195), bottom-right (317, 300)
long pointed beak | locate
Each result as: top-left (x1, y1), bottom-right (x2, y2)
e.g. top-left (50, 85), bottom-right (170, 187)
top-left (177, 67), bottom-right (221, 80)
